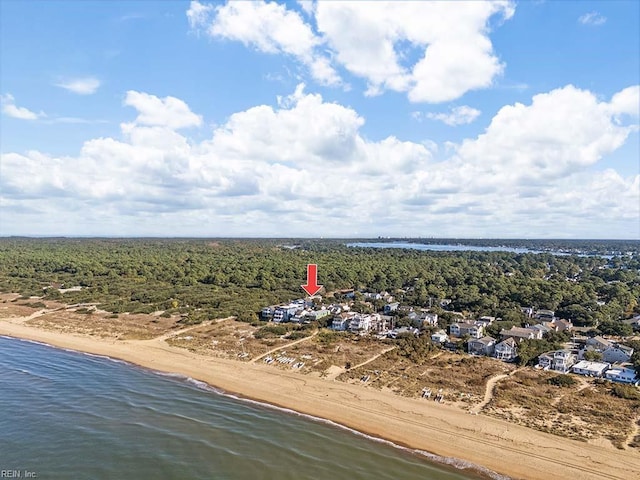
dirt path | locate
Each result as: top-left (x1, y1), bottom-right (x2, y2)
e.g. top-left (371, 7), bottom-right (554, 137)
top-left (324, 346), bottom-right (397, 380)
top-left (5, 308), bottom-right (57, 324)
top-left (150, 317), bottom-right (234, 343)
top-left (625, 416), bottom-right (640, 450)
top-left (249, 330), bottom-right (318, 363)
top-left (470, 373), bottom-right (509, 414)
top-left (351, 346), bottom-right (396, 370)
top-left (470, 367), bottom-right (523, 414)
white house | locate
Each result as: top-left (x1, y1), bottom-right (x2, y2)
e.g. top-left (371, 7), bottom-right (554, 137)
top-left (494, 337), bottom-right (518, 361)
top-left (431, 330), bottom-right (448, 343)
top-left (604, 366), bottom-right (639, 385)
top-left (572, 360), bottom-right (610, 377)
top-left (349, 314), bottom-right (373, 332)
top-left (450, 322), bottom-right (483, 339)
top-left (421, 312), bottom-right (439, 327)
top-left (538, 350), bottom-right (577, 373)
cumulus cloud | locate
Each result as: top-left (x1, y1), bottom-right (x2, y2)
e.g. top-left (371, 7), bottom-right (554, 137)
top-left (0, 94), bottom-right (44, 120)
top-left (424, 106), bottom-right (482, 126)
top-left (187, 0), bottom-right (514, 102)
top-left (55, 77), bottom-right (101, 95)
top-left (123, 90), bottom-right (202, 129)
top-left (0, 84), bottom-right (638, 237)
top-left (187, 0), bottom-right (341, 86)
top-left (578, 11), bottom-right (607, 26)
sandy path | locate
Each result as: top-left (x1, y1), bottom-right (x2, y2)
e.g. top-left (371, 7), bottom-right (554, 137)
top-left (626, 416), bottom-right (640, 450)
top-left (1, 319), bottom-right (639, 480)
top-left (470, 373), bottom-right (510, 414)
top-left (351, 346), bottom-right (396, 370)
top-left (249, 330), bottom-right (318, 363)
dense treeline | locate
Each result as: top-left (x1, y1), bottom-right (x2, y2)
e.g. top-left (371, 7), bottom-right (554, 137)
top-left (0, 238), bottom-right (638, 331)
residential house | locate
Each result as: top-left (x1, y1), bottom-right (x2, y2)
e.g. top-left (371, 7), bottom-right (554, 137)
top-left (535, 309), bottom-right (555, 322)
top-left (583, 337), bottom-right (634, 363)
top-left (273, 304), bottom-right (300, 323)
top-left (604, 366), bottom-right (639, 385)
top-left (450, 321), bottom-right (484, 339)
top-left (500, 326), bottom-right (543, 342)
top-left (306, 309), bottom-right (330, 322)
top-left (431, 330), bottom-right (448, 343)
top-left (388, 326), bottom-right (420, 338)
top-left (521, 306), bottom-right (534, 318)
top-left (586, 336), bottom-right (612, 351)
top-left (468, 336), bottom-right (496, 356)
top-left (421, 312), bottom-right (439, 327)
top-left (544, 318), bottom-right (573, 332)
top-left (528, 324), bottom-right (552, 336)
top-left (537, 350), bottom-right (577, 373)
top-left (572, 360), bottom-right (610, 377)
top-left (602, 344), bottom-right (634, 364)
top-left (349, 313), bottom-right (373, 332)
top-left (331, 314), bottom-right (350, 331)
top-left (622, 315), bottom-right (640, 332)
top-left (261, 307), bottom-right (274, 320)
top-left (477, 316), bottom-right (496, 327)
top-left (363, 292), bottom-right (383, 301)
top-left (383, 302), bottom-right (400, 314)
top-left (494, 337), bottom-right (518, 361)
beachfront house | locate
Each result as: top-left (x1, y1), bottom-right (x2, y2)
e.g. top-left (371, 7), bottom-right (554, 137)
top-left (494, 338), bottom-right (518, 361)
top-left (604, 366), bottom-right (639, 385)
top-left (572, 360), bottom-right (610, 377)
top-left (467, 336), bottom-right (496, 356)
top-left (537, 350), bottom-right (577, 373)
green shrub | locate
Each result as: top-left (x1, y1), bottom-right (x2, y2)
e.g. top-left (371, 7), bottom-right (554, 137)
top-left (611, 384), bottom-right (640, 400)
top-left (547, 374), bottom-right (578, 387)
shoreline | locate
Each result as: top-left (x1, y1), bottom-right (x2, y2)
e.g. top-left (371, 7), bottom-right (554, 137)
top-left (1, 320), bottom-right (639, 480)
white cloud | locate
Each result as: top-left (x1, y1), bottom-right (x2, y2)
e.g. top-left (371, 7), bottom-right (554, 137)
top-left (315, 1), bottom-right (514, 103)
top-left (55, 77), bottom-right (101, 95)
top-left (189, 1), bottom-right (514, 103)
top-left (425, 106), bottom-right (482, 126)
top-left (123, 90), bottom-right (202, 129)
top-left (578, 11), bottom-right (607, 26)
top-left (0, 94), bottom-right (44, 120)
top-left (1, 84), bottom-right (638, 238)
top-left (187, 0), bottom-right (341, 86)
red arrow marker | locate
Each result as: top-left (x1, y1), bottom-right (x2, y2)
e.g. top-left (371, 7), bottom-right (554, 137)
top-left (301, 264), bottom-right (322, 296)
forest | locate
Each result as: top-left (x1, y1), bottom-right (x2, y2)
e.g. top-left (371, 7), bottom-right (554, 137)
top-left (0, 238), bottom-right (638, 335)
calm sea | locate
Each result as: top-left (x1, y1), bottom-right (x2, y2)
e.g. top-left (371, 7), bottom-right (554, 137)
top-left (0, 336), bottom-right (496, 480)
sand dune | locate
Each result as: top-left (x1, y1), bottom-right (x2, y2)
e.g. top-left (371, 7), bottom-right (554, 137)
top-left (1, 319), bottom-right (638, 480)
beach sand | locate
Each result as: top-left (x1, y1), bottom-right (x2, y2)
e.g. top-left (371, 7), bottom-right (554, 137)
top-left (1, 318), bottom-right (638, 480)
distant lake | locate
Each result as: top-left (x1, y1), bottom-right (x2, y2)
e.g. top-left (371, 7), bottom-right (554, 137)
top-left (346, 242), bottom-right (611, 257)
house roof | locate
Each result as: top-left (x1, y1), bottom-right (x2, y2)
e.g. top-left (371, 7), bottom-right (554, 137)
top-left (501, 327), bottom-right (536, 338)
top-left (497, 337), bottom-right (517, 348)
top-left (471, 336), bottom-right (496, 345)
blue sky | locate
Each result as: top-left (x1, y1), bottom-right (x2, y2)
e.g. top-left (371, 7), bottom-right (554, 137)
top-left (1, 0), bottom-right (638, 238)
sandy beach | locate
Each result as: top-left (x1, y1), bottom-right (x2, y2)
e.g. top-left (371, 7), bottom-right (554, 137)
top-left (1, 318), bottom-right (639, 480)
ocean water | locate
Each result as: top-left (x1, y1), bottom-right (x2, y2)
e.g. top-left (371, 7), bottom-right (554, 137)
top-left (0, 336), bottom-right (492, 480)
